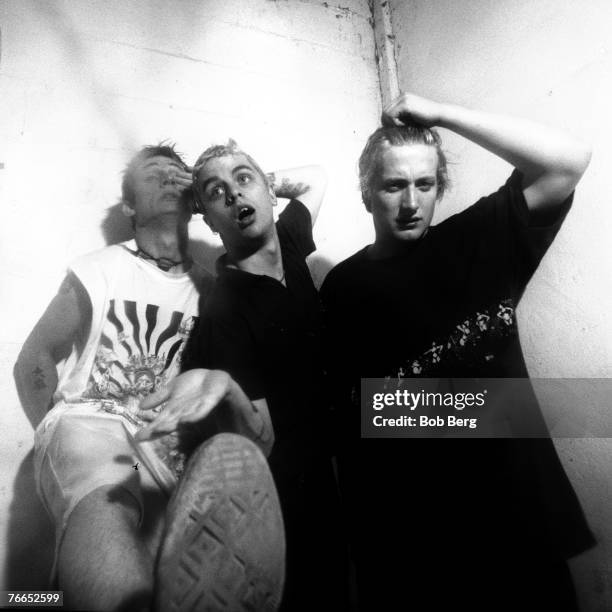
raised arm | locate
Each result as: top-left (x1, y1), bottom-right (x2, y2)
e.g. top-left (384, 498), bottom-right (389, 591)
top-left (14, 273), bottom-right (91, 428)
top-left (267, 165), bottom-right (328, 226)
top-left (383, 93), bottom-right (592, 215)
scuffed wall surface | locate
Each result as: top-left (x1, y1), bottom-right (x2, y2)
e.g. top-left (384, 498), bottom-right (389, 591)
top-left (387, 1), bottom-right (612, 609)
top-left (0, 0), bottom-right (380, 589)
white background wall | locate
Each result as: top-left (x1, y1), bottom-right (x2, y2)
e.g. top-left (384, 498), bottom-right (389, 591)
top-left (0, 0), bottom-right (381, 588)
top-left (387, 1), bottom-right (612, 610)
top-left (3, 2), bottom-right (610, 608)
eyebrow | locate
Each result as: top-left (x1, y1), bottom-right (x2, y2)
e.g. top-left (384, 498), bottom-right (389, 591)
top-left (200, 175), bottom-right (221, 193)
top-left (381, 173), bottom-right (437, 181)
top-left (232, 164), bottom-right (255, 175)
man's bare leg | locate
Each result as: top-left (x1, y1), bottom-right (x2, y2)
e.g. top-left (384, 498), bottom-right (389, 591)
top-left (58, 485), bottom-right (163, 611)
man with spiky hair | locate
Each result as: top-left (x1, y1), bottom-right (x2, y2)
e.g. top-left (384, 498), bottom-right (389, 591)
top-left (14, 144), bottom-right (285, 611)
top-left (170, 140), bottom-right (348, 611)
top-left (321, 92), bottom-right (595, 610)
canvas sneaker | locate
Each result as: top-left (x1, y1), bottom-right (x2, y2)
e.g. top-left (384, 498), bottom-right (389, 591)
top-left (155, 433), bottom-right (285, 611)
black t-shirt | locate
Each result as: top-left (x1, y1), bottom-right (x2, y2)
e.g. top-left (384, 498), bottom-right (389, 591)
top-left (320, 172), bottom-right (594, 563)
top-left (322, 171), bottom-right (569, 381)
top-left (184, 200), bottom-right (327, 481)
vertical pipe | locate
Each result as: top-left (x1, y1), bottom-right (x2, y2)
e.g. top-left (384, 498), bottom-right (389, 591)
top-left (369, 0), bottom-right (399, 109)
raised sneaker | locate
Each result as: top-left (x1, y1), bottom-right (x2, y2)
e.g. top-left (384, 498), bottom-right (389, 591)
top-left (155, 433), bottom-right (285, 611)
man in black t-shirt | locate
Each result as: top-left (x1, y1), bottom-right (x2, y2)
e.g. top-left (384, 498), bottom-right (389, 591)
top-left (321, 93), bottom-right (595, 610)
top-left (178, 140), bottom-right (347, 611)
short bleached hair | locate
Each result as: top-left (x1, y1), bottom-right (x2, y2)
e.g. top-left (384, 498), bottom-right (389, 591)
top-left (358, 125), bottom-right (449, 208)
top-left (192, 139), bottom-right (268, 213)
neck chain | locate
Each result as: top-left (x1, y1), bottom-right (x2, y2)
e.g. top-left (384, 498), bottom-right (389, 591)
top-left (135, 246), bottom-right (188, 272)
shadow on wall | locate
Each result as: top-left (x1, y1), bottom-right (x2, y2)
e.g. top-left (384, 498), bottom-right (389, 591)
top-left (4, 450), bottom-right (54, 589)
top-left (101, 202), bottom-right (135, 244)
top-left (101, 202), bottom-right (224, 274)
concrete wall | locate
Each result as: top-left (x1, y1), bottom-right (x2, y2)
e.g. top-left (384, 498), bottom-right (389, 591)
top-left (386, 1), bottom-right (612, 610)
top-left (0, 0), bottom-right (381, 589)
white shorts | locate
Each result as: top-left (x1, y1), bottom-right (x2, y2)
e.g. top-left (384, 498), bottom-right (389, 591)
top-left (33, 401), bottom-right (177, 582)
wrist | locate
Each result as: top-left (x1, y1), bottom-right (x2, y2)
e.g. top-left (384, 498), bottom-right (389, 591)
top-left (225, 376), bottom-right (251, 414)
top-left (434, 102), bottom-right (459, 129)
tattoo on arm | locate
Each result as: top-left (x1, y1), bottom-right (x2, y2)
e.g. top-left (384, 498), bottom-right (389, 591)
top-left (32, 366), bottom-right (47, 391)
top-left (278, 178), bottom-right (308, 199)
top-left (268, 173), bottom-right (310, 200)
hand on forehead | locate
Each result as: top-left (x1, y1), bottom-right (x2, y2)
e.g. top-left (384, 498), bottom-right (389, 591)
top-left (141, 157), bottom-right (184, 173)
top-left (141, 157), bottom-right (191, 187)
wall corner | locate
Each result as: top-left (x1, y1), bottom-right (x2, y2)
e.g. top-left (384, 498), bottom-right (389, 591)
top-left (368, 0), bottom-right (399, 109)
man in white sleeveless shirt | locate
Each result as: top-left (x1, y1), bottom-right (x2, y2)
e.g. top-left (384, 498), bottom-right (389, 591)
top-left (14, 145), bottom-right (284, 611)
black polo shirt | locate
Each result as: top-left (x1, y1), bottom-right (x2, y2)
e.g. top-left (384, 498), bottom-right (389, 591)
top-left (184, 200), bottom-right (327, 480)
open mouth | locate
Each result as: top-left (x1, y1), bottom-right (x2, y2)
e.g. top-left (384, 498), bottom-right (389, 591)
top-left (237, 205), bottom-right (255, 223)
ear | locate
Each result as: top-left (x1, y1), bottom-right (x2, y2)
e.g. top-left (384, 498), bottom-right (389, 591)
top-left (121, 201), bottom-right (135, 217)
top-left (268, 184), bottom-right (278, 207)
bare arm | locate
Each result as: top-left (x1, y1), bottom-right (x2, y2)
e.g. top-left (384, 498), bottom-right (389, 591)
top-left (14, 274), bottom-right (90, 428)
top-left (136, 369), bottom-right (275, 457)
top-left (383, 93), bottom-right (592, 216)
top-left (267, 165), bottom-right (328, 226)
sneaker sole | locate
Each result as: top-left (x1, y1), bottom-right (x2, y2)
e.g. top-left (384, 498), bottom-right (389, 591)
top-left (155, 433), bottom-right (285, 612)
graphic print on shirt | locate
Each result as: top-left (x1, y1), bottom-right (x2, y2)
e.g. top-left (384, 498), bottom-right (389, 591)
top-left (82, 298), bottom-right (197, 408)
top-left (394, 298), bottom-right (517, 379)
